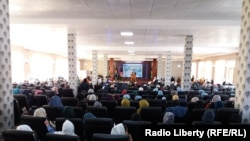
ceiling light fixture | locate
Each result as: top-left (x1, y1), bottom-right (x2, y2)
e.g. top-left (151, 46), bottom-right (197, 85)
top-left (128, 50), bottom-right (135, 53)
top-left (124, 41), bottom-right (134, 45)
top-left (120, 32), bottom-right (133, 36)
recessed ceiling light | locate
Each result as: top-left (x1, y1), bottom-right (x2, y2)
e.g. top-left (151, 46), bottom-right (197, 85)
top-left (128, 50), bottom-right (135, 53)
top-left (121, 32), bottom-right (133, 36)
top-left (124, 41), bottom-right (134, 45)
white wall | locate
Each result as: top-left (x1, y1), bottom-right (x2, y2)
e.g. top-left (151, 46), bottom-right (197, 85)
top-left (11, 45), bottom-right (80, 83)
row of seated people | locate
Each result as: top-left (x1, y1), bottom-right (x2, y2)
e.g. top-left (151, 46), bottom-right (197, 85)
top-left (11, 103), bottom-right (245, 141)
top-left (14, 90), bottom-right (235, 121)
top-left (14, 92), bottom-right (240, 127)
top-left (5, 113), bottom-right (132, 141)
top-left (13, 92), bottom-right (234, 120)
top-left (14, 85), bottom-right (232, 122)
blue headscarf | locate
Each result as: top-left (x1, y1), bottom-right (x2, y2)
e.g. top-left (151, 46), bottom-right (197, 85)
top-left (48, 95), bottom-right (64, 108)
top-left (84, 112), bottom-right (96, 119)
top-left (166, 106), bottom-right (187, 118)
top-left (202, 110), bottom-right (215, 122)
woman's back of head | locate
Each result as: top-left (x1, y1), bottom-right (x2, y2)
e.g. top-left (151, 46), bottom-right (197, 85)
top-left (111, 123), bottom-right (126, 135)
top-left (33, 107), bottom-right (47, 117)
top-left (202, 110), bottom-right (215, 122)
top-left (59, 120), bottom-right (76, 136)
top-left (163, 112), bottom-right (175, 124)
top-left (93, 101), bottom-right (102, 107)
top-left (172, 95), bottom-right (179, 101)
top-left (87, 94), bottom-right (97, 101)
top-left (139, 99), bottom-right (149, 108)
top-left (212, 95), bottom-right (221, 102)
top-left (121, 99), bottom-right (130, 107)
top-left (83, 112), bottom-right (96, 119)
top-left (214, 101), bottom-right (224, 109)
top-left (16, 124), bottom-right (33, 131)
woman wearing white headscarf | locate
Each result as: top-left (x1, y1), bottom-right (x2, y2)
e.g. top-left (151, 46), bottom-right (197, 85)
top-left (33, 107), bottom-right (55, 133)
top-left (33, 107), bottom-right (47, 117)
top-left (212, 95), bottom-right (221, 102)
top-left (111, 123), bottom-right (133, 141)
top-left (16, 124), bottom-right (33, 131)
top-left (54, 120), bottom-right (76, 136)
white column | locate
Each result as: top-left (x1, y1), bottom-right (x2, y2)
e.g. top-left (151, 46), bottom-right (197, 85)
top-left (103, 53), bottom-right (108, 79)
top-left (0, 0), bottom-right (14, 131)
top-left (235, 0), bottom-right (250, 123)
top-left (67, 33), bottom-right (78, 96)
top-left (92, 50), bottom-right (98, 85)
top-left (165, 51), bottom-right (172, 86)
top-left (157, 54), bottom-right (163, 79)
top-left (181, 35), bottom-right (193, 91)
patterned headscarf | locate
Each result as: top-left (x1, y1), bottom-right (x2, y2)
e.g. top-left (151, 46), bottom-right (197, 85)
top-left (163, 112), bottom-right (175, 124)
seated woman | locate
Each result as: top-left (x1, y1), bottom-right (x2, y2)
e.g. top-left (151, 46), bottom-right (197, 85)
top-left (202, 110), bottom-right (216, 123)
top-left (16, 124), bottom-right (33, 131)
top-left (136, 99), bottom-right (149, 114)
top-left (121, 98), bottom-right (130, 107)
top-left (93, 101), bottom-right (103, 107)
top-left (48, 86), bottom-right (64, 108)
top-left (33, 107), bottom-right (55, 133)
top-left (193, 109), bottom-right (221, 125)
top-left (111, 123), bottom-right (133, 141)
top-left (86, 89), bottom-right (98, 101)
top-left (163, 112), bottom-right (175, 124)
top-left (83, 112), bottom-right (96, 120)
top-left (54, 120), bottom-right (77, 136)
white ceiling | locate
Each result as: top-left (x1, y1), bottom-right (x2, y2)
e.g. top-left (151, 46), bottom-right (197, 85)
top-left (9, 0), bottom-right (242, 61)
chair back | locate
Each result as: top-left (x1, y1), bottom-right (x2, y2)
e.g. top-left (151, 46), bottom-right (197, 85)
top-left (123, 120), bottom-right (151, 141)
top-left (140, 107), bottom-right (163, 125)
top-left (84, 118), bottom-right (114, 141)
top-left (14, 99), bottom-right (22, 126)
top-left (61, 88), bottom-right (74, 97)
top-left (157, 122), bottom-right (186, 125)
top-left (114, 106), bottom-right (136, 124)
top-left (33, 95), bottom-right (48, 107)
top-left (45, 133), bottom-right (80, 141)
top-left (86, 106), bottom-right (108, 118)
top-left (192, 121), bottom-right (222, 125)
top-left (72, 107), bottom-right (84, 119)
top-left (3, 129), bottom-right (39, 141)
top-left (100, 100), bottom-right (117, 118)
top-left (217, 108), bottom-right (240, 125)
top-left (61, 97), bottom-right (78, 107)
top-left (14, 94), bottom-right (30, 113)
top-left (92, 133), bottom-right (129, 141)
top-left (191, 108), bottom-right (207, 122)
top-left (20, 116), bottom-right (48, 141)
top-left (43, 105), bottom-right (64, 121)
top-left (55, 118), bottom-right (85, 141)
